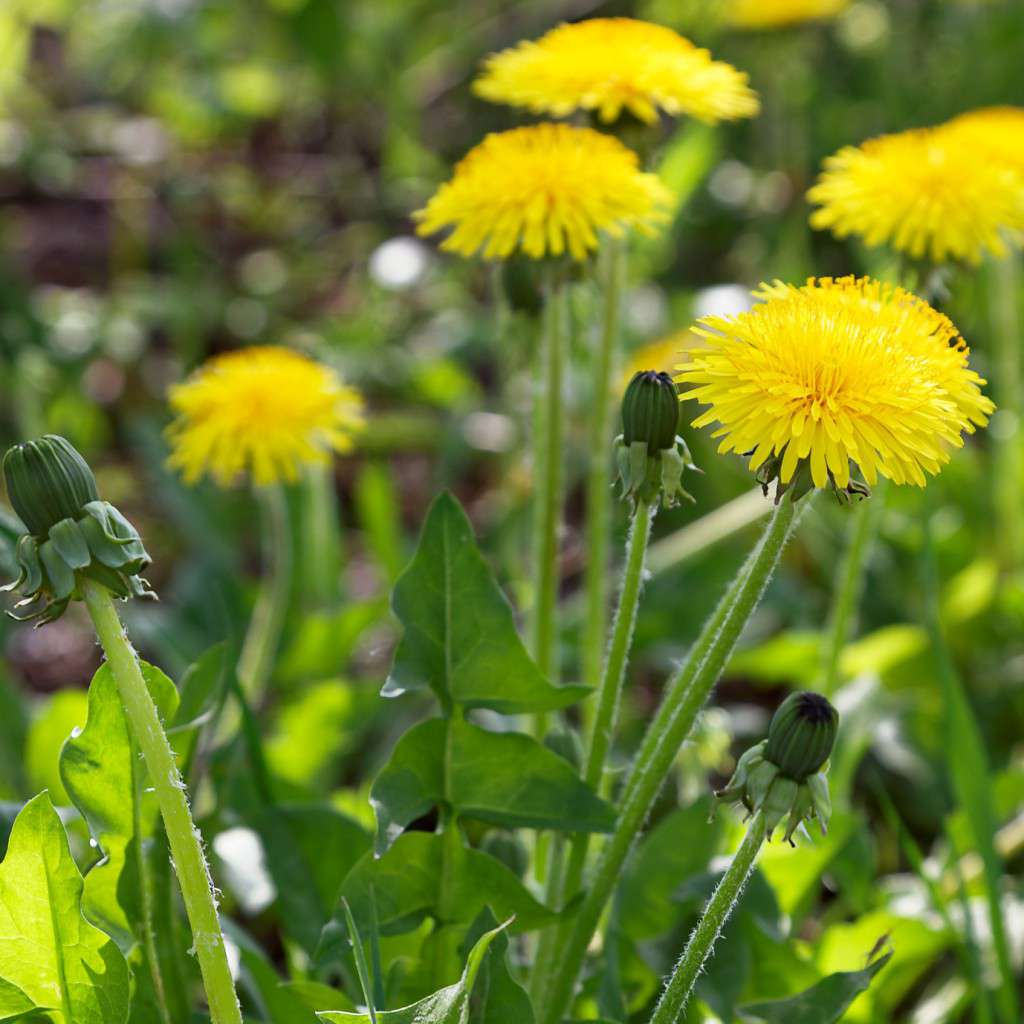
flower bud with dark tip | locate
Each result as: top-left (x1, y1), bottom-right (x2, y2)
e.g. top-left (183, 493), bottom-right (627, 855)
top-left (622, 371), bottom-right (679, 450)
top-left (764, 691), bottom-right (839, 781)
top-left (615, 370), bottom-right (699, 508)
top-left (2, 436), bottom-right (155, 625)
top-left (713, 690), bottom-right (838, 845)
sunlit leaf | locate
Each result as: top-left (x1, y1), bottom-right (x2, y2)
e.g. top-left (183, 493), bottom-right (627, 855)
top-left (382, 492), bottom-right (588, 714)
top-left (0, 793), bottom-right (130, 1023)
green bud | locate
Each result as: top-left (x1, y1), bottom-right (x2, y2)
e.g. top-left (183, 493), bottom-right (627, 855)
top-left (764, 691), bottom-right (838, 782)
top-left (3, 435), bottom-right (99, 538)
top-left (622, 371), bottom-right (680, 451)
top-left (2, 436), bottom-right (154, 624)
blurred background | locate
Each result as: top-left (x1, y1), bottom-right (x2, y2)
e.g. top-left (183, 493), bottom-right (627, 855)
top-left (1, 1), bottom-right (1023, 1021)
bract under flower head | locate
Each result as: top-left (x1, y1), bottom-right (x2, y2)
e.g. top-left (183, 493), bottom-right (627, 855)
top-left (676, 277), bottom-right (993, 496)
top-left (166, 346), bottom-right (364, 488)
top-left (808, 124), bottom-right (1024, 264)
top-left (413, 124), bottom-right (672, 262)
top-left (473, 18), bottom-right (759, 125)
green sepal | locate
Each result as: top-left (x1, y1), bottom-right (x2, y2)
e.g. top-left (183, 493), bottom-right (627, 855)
top-left (48, 518), bottom-right (91, 570)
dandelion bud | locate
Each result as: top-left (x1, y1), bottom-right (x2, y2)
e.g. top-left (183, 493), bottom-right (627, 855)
top-left (2, 436), bottom-right (154, 624)
top-left (615, 370), bottom-right (698, 509)
top-left (622, 371), bottom-right (680, 451)
top-left (713, 691), bottom-right (838, 845)
top-left (764, 691), bottom-right (838, 782)
top-left (3, 435), bottom-right (99, 538)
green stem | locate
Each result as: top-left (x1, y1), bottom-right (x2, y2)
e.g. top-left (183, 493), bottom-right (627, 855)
top-left (81, 580), bottom-right (242, 1024)
top-left (237, 483), bottom-right (291, 703)
top-left (303, 463), bottom-right (343, 608)
top-left (990, 254), bottom-right (1022, 573)
top-left (530, 272), bottom-right (568, 736)
top-left (532, 495), bottom-right (655, 1007)
top-left (649, 812), bottom-right (767, 1024)
top-left (541, 496), bottom-right (800, 1024)
top-left (582, 239), bottom-right (625, 701)
top-left (819, 484), bottom-right (886, 695)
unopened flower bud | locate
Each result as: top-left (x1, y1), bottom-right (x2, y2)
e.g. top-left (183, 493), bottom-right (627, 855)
top-left (3, 436), bottom-right (99, 538)
top-left (622, 371), bottom-right (679, 451)
top-left (764, 691), bottom-right (838, 781)
top-left (615, 370), bottom-right (698, 509)
top-left (2, 436), bottom-right (155, 624)
top-left (713, 691), bottom-right (838, 845)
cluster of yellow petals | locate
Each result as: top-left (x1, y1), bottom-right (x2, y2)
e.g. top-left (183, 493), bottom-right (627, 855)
top-left (726, 0), bottom-right (850, 29)
top-left (677, 277), bottom-right (993, 490)
top-left (945, 106), bottom-right (1024, 173)
top-left (621, 332), bottom-right (700, 389)
top-left (808, 122), bottom-right (1024, 264)
top-left (473, 19), bottom-right (758, 125)
top-left (167, 346), bottom-right (364, 487)
top-left (413, 124), bottom-right (672, 261)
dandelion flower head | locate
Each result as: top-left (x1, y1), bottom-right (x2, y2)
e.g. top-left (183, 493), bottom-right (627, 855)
top-left (726, 0), bottom-right (850, 29)
top-left (473, 19), bottom-right (759, 125)
top-left (808, 125), bottom-right (1024, 264)
top-left (945, 107), bottom-right (1024, 174)
top-left (677, 277), bottom-right (992, 490)
top-left (414, 124), bottom-right (672, 261)
top-left (167, 346), bottom-right (364, 487)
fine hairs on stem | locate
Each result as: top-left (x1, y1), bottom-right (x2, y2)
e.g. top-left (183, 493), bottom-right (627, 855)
top-left (540, 495), bottom-right (803, 1024)
top-left (81, 579), bottom-right (242, 1024)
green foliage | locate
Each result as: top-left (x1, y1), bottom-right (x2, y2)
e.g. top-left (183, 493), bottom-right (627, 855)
top-left (383, 493), bottom-right (588, 714)
top-left (0, 793), bottom-right (130, 1023)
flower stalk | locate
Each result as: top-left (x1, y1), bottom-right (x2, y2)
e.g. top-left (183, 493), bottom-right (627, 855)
top-left (540, 494), bottom-right (801, 1024)
top-left (582, 237), bottom-right (625, 707)
top-left (81, 578), bottom-right (242, 1024)
top-left (237, 482), bottom-right (291, 703)
top-left (530, 270), bottom-right (568, 735)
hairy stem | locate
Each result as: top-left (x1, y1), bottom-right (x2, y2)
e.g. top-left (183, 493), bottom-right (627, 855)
top-left (237, 483), bottom-right (291, 703)
top-left (530, 273), bottom-right (568, 738)
top-left (81, 580), bottom-right (242, 1024)
top-left (541, 496), bottom-right (800, 1024)
top-left (582, 239), bottom-right (625, 706)
top-left (649, 812), bottom-right (767, 1024)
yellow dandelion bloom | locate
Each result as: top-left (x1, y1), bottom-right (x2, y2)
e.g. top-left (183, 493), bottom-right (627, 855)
top-left (808, 125), bottom-right (1024, 264)
top-left (677, 277), bottom-right (992, 490)
top-left (473, 19), bottom-right (758, 125)
top-left (726, 0), bottom-right (849, 29)
top-left (414, 124), bottom-right (672, 261)
top-left (945, 107), bottom-right (1024, 173)
top-left (166, 346), bottom-right (364, 487)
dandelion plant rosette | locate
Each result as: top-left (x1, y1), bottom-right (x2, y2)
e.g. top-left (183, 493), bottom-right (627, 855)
top-left (472, 18), bottom-right (759, 125)
top-left (677, 277), bottom-right (994, 497)
top-left (413, 123), bottom-right (671, 262)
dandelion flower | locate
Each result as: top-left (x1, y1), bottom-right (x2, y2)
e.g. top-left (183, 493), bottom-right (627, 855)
top-left (945, 107), bottom-right (1024, 173)
top-left (414, 124), bottom-right (672, 261)
top-left (167, 346), bottom-right (364, 487)
top-left (726, 0), bottom-right (850, 30)
top-left (808, 126), bottom-right (1024, 264)
top-left (473, 19), bottom-right (758, 125)
top-left (677, 277), bottom-right (993, 490)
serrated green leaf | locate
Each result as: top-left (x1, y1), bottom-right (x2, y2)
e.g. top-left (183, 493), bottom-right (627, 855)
top-left (169, 644), bottom-right (230, 773)
top-left (0, 792), bottom-right (130, 1024)
top-left (58, 661), bottom-right (189, 1024)
top-left (738, 951), bottom-right (893, 1024)
top-left (382, 492), bottom-right (588, 714)
top-left (318, 918), bottom-right (511, 1024)
top-left (317, 831), bottom-right (552, 970)
top-left (59, 661), bottom-right (179, 952)
top-left (370, 717), bottom-right (615, 854)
